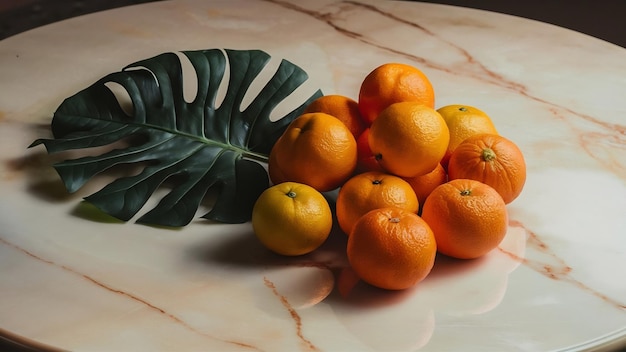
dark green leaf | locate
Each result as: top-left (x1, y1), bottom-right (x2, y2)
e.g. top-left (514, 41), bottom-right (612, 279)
top-left (30, 49), bottom-right (323, 226)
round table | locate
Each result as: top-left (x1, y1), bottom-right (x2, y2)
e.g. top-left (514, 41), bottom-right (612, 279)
top-left (1, 0), bottom-right (625, 351)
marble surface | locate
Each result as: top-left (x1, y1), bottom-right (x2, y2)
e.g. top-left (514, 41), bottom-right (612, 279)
top-left (1, 0), bottom-right (625, 351)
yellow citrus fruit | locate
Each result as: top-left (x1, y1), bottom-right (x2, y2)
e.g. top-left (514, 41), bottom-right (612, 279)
top-left (268, 112), bottom-right (357, 192)
top-left (368, 102), bottom-right (449, 178)
top-left (421, 179), bottom-right (508, 259)
top-left (336, 171), bottom-right (419, 235)
top-left (252, 182), bottom-right (332, 256)
top-left (437, 104), bottom-right (498, 169)
top-left (304, 94), bottom-right (366, 139)
top-left (347, 207), bottom-right (437, 290)
top-left (358, 63), bottom-right (435, 125)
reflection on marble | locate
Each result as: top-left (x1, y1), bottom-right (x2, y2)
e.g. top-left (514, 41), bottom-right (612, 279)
top-left (0, 0), bottom-right (625, 351)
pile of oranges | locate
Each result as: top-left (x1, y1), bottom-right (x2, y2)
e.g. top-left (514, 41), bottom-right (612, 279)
top-left (252, 63), bottom-right (526, 291)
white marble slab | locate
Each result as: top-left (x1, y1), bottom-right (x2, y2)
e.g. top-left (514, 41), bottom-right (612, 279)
top-left (0, 0), bottom-right (625, 351)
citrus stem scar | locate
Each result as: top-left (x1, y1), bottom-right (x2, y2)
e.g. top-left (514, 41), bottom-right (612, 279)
top-left (459, 106), bottom-right (467, 112)
top-left (390, 217), bottom-right (400, 223)
top-left (460, 189), bottom-right (472, 196)
top-left (375, 153), bottom-right (383, 161)
top-left (481, 148), bottom-right (497, 162)
top-left (372, 180), bottom-right (382, 185)
top-left (286, 191), bottom-right (297, 198)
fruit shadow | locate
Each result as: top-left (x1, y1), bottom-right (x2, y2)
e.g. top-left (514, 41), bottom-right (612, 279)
top-left (427, 253), bottom-right (489, 279)
top-left (327, 265), bottom-right (420, 308)
top-left (326, 252), bottom-right (491, 309)
top-left (189, 227), bottom-right (417, 313)
top-left (185, 217), bottom-right (349, 269)
top-left (190, 222), bottom-right (492, 310)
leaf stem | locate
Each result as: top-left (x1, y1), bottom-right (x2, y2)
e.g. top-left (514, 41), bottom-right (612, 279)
top-left (139, 122), bottom-right (270, 163)
top-left (239, 149), bottom-right (270, 163)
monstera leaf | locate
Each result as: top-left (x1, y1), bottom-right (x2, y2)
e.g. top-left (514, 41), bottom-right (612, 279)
top-left (30, 49), bottom-right (323, 226)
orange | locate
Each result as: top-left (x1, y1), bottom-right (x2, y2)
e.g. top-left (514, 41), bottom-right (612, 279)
top-left (358, 63), bottom-right (435, 125)
top-left (268, 112), bottom-right (357, 192)
top-left (304, 94), bottom-right (366, 138)
top-left (355, 128), bottom-right (384, 174)
top-left (336, 171), bottom-right (419, 235)
top-left (447, 133), bottom-right (526, 204)
top-left (437, 104), bottom-right (498, 169)
top-left (347, 207), bottom-right (437, 290)
top-left (368, 102), bottom-right (449, 178)
top-left (402, 163), bottom-right (447, 209)
top-left (252, 182), bottom-right (332, 256)
top-left (421, 179), bottom-right (508, 259)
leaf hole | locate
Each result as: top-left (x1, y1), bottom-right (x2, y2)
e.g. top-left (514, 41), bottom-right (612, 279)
top-left (124, 65), bottom-right (159, 88)
top-left (197, 187), bottom-right (219, 217)
top-left (268, 69), bottom-right (319, 122)
top-left (174, 52), bottom-right (199, 104)
top-left (153, 173), bottom-right (218, 220)
top-left (104, 82), bottom-right (134, 117)
top-left (239, 56), bottom-right (282, 113)
top-left (214, 49), bottom-right (230, 110)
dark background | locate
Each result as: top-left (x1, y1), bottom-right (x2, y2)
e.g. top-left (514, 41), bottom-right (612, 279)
top-left (418, 0), bottom-right (625, 48)
top-left (0, 0), bottom-right (625, 48)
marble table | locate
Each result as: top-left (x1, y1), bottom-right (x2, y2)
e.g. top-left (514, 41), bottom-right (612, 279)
top-left (1, 0), bottom-right (625, 351)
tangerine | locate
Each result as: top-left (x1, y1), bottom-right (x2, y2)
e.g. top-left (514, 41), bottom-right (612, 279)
top-left (252, 182), bottom-right (332, 256)
top-left (347, 207), bottom-right (437, 290)
top-left (447, 133), bottom-right (526, 204)
top-left (368, 102), bottom-right (449, 177)
top-left (268, 112), bottom-right (357, 192)
top-left (421, 179), bottom-right (508, 259)
top-left (336, 171), bottom-right (419, 235)
top-left (403, 163), bottom-right (447, 209)
top-left (358, 63), bottom-right (435, 125)
top-left (437, 104), bottom-right (498, 169)
top-left (304, 94), bottom-right (366, 138)
top-left (355, 128), bottom-right (384, 174)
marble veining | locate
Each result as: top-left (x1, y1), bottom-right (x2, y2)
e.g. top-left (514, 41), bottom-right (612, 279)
top-left (263, 276), bottom-right (319, 351)
top-left (1, 0), bottom-right (625, 351)
top-left (0, 236), bottom-right (262, 350)
top-left (503, 220), bottom-right (626, 311)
